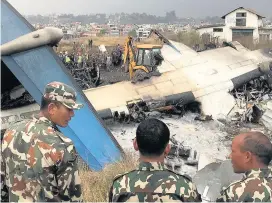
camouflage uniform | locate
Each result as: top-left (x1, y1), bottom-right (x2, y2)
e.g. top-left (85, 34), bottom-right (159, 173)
top-left (1, 82), bottom-right (83, 202)
top-left (216, 167), bottom-right (272, 202)
top-left (109, 162), bottom-right (202, 202)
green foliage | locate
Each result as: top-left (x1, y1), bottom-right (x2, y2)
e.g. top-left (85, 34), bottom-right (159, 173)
top-left (176, 30), bottom-right (202, 47)
top-left (128, 29), bottom-right (137, 37)
top-left (97, 29), bottom-right (107, 37)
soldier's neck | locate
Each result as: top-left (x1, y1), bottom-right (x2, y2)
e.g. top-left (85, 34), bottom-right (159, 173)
top-left (39, 111), bottom-right (52, 122)
top-left (139, 154), bottom-right (165, 163)
top-left (248, 163), bottom-right (268, 171)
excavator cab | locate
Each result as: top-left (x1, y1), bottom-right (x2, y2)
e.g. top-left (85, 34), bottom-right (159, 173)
top-left (135, 44), bottom-right (163, 70)
top-left (123, 36), bottom-right (164, 81)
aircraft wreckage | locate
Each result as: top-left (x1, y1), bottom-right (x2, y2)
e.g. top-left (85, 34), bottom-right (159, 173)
top-left (1, 0), bottom-right (272, 201)
top-left (2, 31), bottom-right (272, 130)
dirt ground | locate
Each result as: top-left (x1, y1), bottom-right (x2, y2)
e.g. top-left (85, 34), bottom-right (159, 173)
top-left (57, 36), bottom-right (161, 52)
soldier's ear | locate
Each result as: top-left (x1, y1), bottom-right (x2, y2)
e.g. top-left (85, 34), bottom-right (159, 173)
top-left (48, 103), bottom-right (57, 115)
top-left (133, 138), bottom-right (139, 151)
top-left (245, 151), bottom-right (252, 162)
top-left (164, 144), bottom-right (171, 156)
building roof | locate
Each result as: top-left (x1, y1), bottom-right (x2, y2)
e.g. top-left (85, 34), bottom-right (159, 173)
top-left (196, 24), bottom-right (225, 30)
top-left (221, 7), bottom-right (265, 19)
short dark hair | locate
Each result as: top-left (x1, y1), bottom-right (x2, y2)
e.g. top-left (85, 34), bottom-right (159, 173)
top-left (40, 96), bottom-right (61, 110)
top-left (136, 118), bottom-right (170, 157)
top-left (241, 132), bottom-right (272, 165)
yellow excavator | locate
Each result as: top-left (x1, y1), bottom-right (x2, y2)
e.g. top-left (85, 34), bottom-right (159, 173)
top-left (122, 29), bottom-right (181, 82)
top-left (122, 34), bottom-right (164, 82)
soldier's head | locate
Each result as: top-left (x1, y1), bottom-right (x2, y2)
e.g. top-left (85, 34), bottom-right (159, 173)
top-left (134, 118), bottom-right (170, 159)
top-left (230, 131), bottom-right (272, 173)
top-left (40, 81), bottom-right (83, 127)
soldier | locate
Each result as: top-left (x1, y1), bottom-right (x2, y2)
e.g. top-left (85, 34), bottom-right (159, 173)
top-left (216, 131), bottom-right (272, 202)
top-left (1, 82), bottom-right (83, 202)
top-left (108, 118), bottom-right (202, 202)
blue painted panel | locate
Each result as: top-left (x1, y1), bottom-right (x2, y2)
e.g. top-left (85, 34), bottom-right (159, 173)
top-left (1, 0), bottom-right (123, 170)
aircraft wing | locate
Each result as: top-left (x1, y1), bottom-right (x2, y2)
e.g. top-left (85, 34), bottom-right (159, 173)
top-left (1, 0), bottom-right (123, 171)
top-left (84, 40), bottom-right (271, 118)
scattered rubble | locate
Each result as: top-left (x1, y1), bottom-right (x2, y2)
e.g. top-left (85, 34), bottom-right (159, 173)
top-left (167, 131), bottom-right (206, 170)
top-left (194, 115), bottom-right (213, 122)
top-left (1, 85), bottom-right (35, 110)
top-left (229, 76), bottom-right (272, 128)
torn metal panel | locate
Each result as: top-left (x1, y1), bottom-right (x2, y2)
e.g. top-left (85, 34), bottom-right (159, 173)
top-left (193, 160), bottom-right (243, 202)
top-left (260, 101), bottom-right (272, 130)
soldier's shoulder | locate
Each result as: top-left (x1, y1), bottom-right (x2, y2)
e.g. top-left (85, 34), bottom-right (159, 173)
top-left (112, 169), bottom-right (137, 182)
top-left (9, 118), bottom-right (31, 130)
top-left (221, 178), bottom-right (245, 193)
top-left (3, 119), bottom-right (31, 138)
top-left (165, 168), bottom-right (193, 182)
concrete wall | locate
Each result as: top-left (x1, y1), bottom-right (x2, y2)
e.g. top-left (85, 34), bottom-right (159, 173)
top-left (259, 29), bottom-right (272, 40)
top-left (197, 26), bottom-right (227, 42)
top-left (225, 9), bottom-right (259, 27)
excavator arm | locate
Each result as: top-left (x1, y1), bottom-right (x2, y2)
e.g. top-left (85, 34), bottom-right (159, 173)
top-left (148, 29), bottom-right (181, 55)
top-left (123, 36), bottom-right (137, 79)
top-left (123, 36), bottom-right (135, 66)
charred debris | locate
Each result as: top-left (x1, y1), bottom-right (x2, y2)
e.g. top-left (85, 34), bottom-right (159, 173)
top-left (229, 75), bottom-right (272, 129)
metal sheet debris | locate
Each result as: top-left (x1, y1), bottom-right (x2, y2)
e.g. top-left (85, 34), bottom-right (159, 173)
top-left (260, 101), bottom-right (272, 129)
top-left (230, 76), bottom-right (272, 126)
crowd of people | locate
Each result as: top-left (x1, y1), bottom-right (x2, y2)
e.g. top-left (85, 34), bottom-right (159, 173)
top-left (1, 81), bottom-right (272, 202)
top-left (58, 43), bottom-right (123, 70)
top-left (57, 43), bottom-right (123, 89)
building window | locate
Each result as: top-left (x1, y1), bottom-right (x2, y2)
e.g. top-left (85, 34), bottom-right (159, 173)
top-left (236, 12), bottom-right (247, 17)
top-left (213, 28), bottom-right (223, 32)
top-left (236, 18), bottom-right (246, 26)
top-left (236, 12), bottom-right (247, 26)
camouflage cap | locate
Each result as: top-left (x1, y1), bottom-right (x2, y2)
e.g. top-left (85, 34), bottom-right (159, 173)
top-left (43, 81), bottom-right (83, 110)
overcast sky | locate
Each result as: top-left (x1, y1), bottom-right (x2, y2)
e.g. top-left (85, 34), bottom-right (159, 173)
top-left (7, 0), bottom-right (272, 18)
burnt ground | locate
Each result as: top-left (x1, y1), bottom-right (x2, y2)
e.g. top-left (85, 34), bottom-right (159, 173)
top-left (98, 65), bottom-right (130, 86)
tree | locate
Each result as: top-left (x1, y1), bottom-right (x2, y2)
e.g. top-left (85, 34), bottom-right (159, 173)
top-left (176, 30), bottom-right (201, 47)
top-left (128, 29), bottom-right (137, 37)
top-left (166, 11), bottom-right (177, 23)
top-left (97, 29), bottom-right (107, 37)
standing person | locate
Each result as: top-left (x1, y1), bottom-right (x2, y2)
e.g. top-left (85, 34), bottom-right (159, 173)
top-left (106, 54), bottom-right (112, 71)
top-left (88, 39), bottom-right (93, 49)
top-left (216, 131), bottom-right (272, 202)
top-left (108, 118), bottom-right (202, 202)
top-left (1, 82), bottom-right (84, 202)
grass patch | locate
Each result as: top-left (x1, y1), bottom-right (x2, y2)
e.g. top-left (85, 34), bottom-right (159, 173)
top-left (80, 152), bottom-right (138, 202)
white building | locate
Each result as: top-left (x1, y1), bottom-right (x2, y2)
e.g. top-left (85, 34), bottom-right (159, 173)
top-left (107, 23), bottom-right (120, 36)
top-left (196, 7), bottom-right (272, 44)
top-left (136, 27), bottom-right (151, 39)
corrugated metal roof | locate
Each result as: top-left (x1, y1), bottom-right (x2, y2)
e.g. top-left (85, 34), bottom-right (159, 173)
top-left (221, 7), bottom-right (265, 19)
